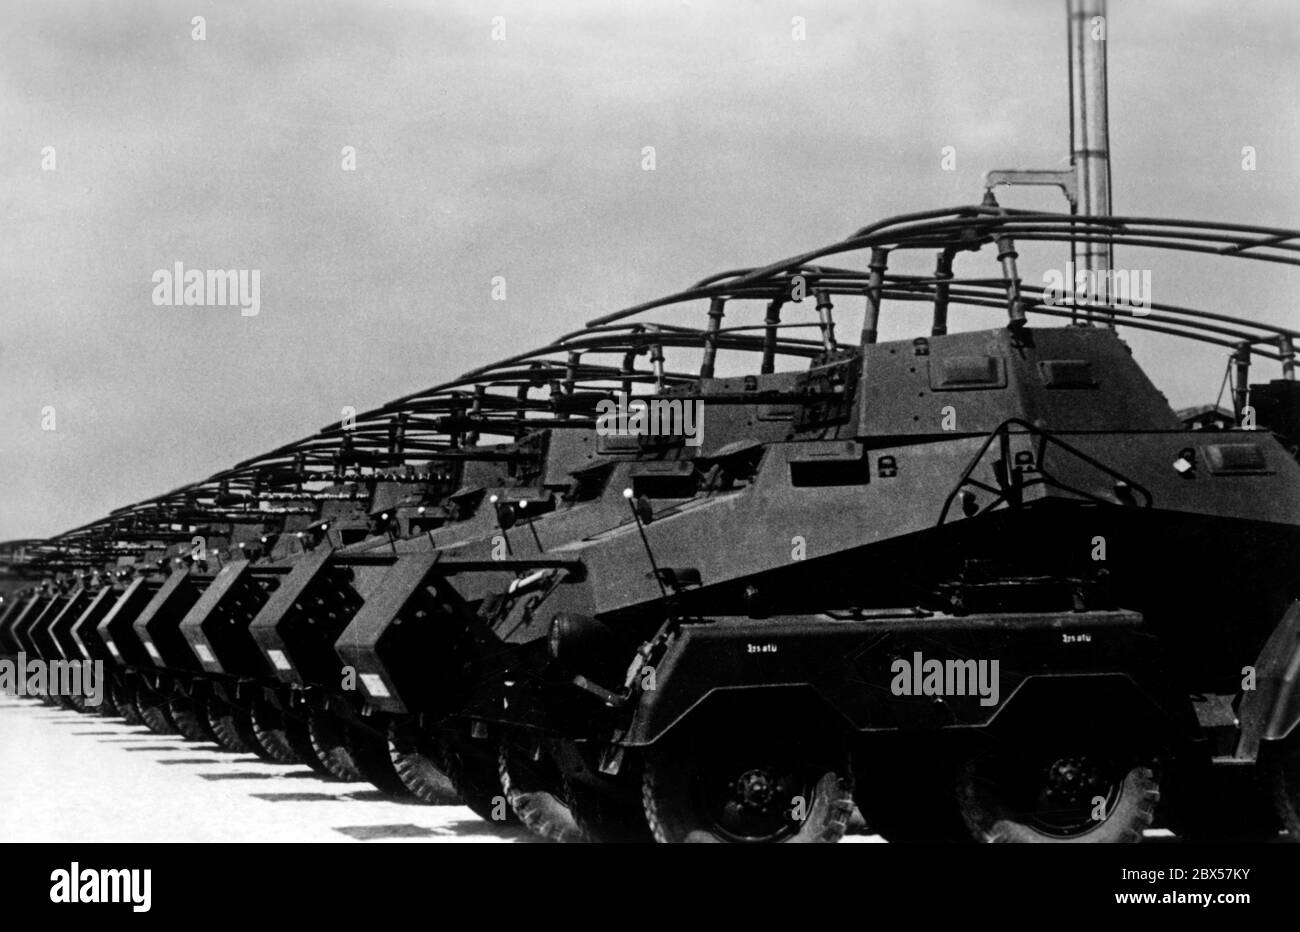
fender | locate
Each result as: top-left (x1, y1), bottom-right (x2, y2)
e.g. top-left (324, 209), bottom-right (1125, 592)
top-left (1237, 600), bottom-right (1300, 755)
top-left (620, 608), bottom-right (1199, 747)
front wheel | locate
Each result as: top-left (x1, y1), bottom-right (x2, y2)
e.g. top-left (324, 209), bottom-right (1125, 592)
top-left (641, 721), bottom-right (855, 844)
top-left (499, 741), bottom-right (583, 842)
top-left (387, 719), bottom-right (460, 803)
top-left (434, 731), bottom-right (516, 826)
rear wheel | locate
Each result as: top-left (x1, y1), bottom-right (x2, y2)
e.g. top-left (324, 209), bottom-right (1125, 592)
top-left (169, 695), bottom-right (215, 742)
top-left (435, 731), bottom-right (516, 825)
top-left (641, 719), bottom-right (855, 844)
top-left (958, 747), bottom-right (1159, 843)
top-left (308, 709), bottom-right (408, 794)
top-left (135, 688), bottom-right (178, 736)
top-left (499, 741), bottom-right (583, 842)
top-left (207, 698), bottom-right (272, 758)
top-left (250, 698), bottom-right (318, 768)
top-left (387, 719), bottom-right (459, 803)
top-left (562, 771), bottom-right (653, 843)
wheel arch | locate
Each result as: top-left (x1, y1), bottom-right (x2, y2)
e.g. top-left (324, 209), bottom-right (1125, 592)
top-left (623, 683), bottom-right (853, 747)
top-left (985, 673), bottom-right (1197, 750)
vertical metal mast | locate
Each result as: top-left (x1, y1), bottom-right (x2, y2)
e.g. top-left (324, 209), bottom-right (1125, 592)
top-left (982, 0), bottom-right (1115, 326)
top-left (1068, 0), bottom-right (1112, 320)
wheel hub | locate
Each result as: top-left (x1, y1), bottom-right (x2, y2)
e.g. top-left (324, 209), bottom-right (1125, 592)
top-left (1042, 756), bottom-right (1108, 810)
top-left (706, 755), bottom-right (805, 842)
top-left (1014, 753), bottom-right (1120, 836)
top-left (735, 769), bottom-right (777, 810)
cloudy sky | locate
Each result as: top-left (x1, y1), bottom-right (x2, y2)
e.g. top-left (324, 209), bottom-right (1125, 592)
top-left (2, 0), bottom-right (1297, 540)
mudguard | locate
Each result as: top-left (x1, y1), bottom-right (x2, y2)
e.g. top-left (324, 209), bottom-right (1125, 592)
top-left (130, 571), bottom-right (208, 672)
top-left (96, 577), bottom-right (162, 668)
top-left (620, 609), bottom-right (1199, 747)
top-left (1, 593), bottom-right (46, 656)
top-left (178, 560), bottom-right (287, 678)
top-left (1237, 600), bottom-right (1300, 754)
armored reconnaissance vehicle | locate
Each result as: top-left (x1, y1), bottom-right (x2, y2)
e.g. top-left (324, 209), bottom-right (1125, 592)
top-left (302, 201), bottom-right (1297, 844)
top-left (12, 224), bottom-right (1300, 844)
top-left (7, 1), bottom-right (1300, 844)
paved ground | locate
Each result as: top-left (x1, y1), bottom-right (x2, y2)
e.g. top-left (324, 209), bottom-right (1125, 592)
top-left (1, 694), bottom-right (1191, 844)
top-left (0, 695), bottom-right (886, 843)
top-left (0, 694), bottom-right (535, 843)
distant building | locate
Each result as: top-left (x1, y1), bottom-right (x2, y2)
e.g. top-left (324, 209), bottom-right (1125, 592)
top-left (1176, 405), bottom-right (1235, 431)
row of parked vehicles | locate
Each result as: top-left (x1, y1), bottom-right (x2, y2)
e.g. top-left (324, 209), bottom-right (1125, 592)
top-left (4, 205), bottom-right (1300, 842)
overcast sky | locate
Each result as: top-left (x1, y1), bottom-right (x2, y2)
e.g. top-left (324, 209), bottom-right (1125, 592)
top-left (2, 0), bottom-right (1298, 540)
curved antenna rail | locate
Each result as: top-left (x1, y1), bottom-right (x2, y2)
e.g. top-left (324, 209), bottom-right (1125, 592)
top-left (12, 207), bottom-right (1299, 568)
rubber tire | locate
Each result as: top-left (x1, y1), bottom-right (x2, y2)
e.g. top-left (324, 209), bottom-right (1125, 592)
top-left (959, 761), bottom-right (1159, 843)
top-left (641, 730), bottom-right (855, 844)
top-left (435, 732), bottom-right (517, 826)
top-left (96, 686), bottom-right (119, 718)
top-left (387, 720), bottom-right (460, 803)
top-left (169, 696), bottom-right (215, 742)
top-left (251, 700), bottom-right (325, 771)
top-left (308, 709), bottom-right (366, 781)
top-left (498, 742), bottom-right (584, 842)
top-left (115, 687), bottom-right (142, 726)
top-left (136, 689), bottom-right (178, 736)
top-left (342, 720), bottom-right (410, 795)
top-left (207, 698), bottom-right (273, 759)
top-left (309, 709), bottom-right (408, 794)
top-left (562, 772), bottom-right (654, 843)
top-left (1266, 728), bottom-right (1300, 841)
